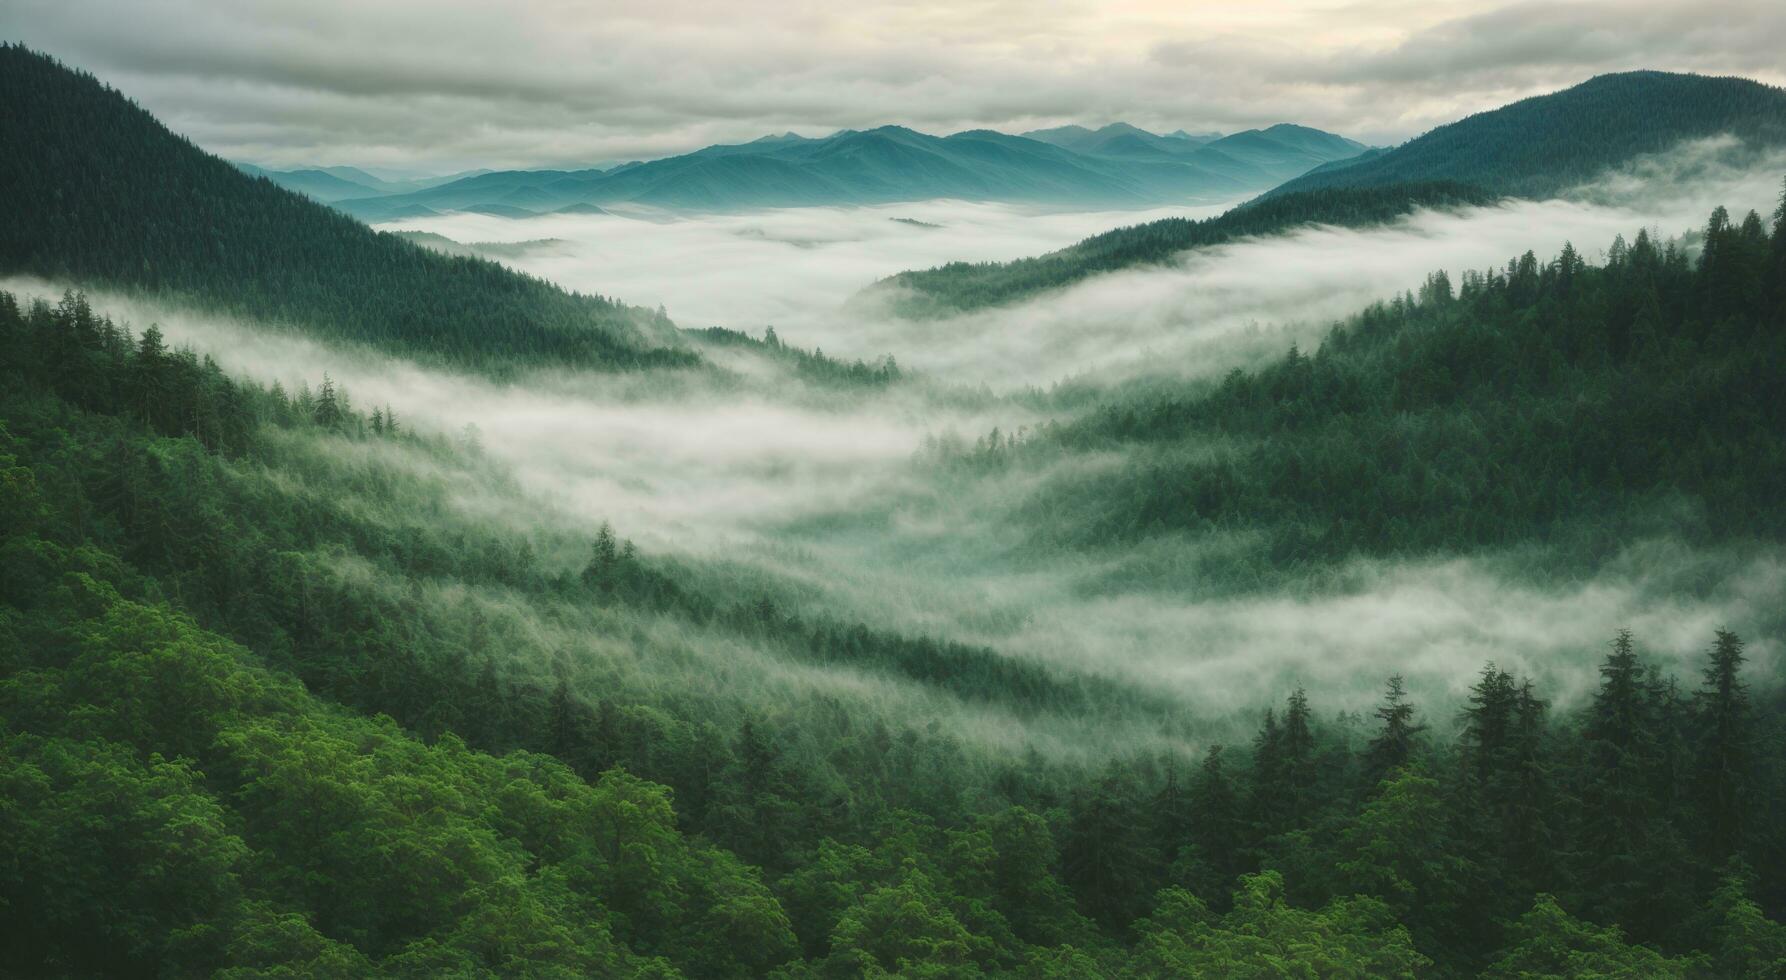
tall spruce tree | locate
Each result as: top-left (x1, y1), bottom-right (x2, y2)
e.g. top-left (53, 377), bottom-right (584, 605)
top-left (1694, 630), bottom-right (1752, 862)
top-left (1365, 674), bottom-right (1426, 788)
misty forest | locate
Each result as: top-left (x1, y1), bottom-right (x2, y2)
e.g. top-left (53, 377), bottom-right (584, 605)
top-left (2, 13), bottom-right (1786, 980)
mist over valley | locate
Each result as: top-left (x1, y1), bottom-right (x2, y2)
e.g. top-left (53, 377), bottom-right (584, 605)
top-left (3, 13), bottom-right (1786, 976)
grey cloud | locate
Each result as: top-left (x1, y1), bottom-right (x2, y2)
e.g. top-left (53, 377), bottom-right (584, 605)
top-left (3, 0), bottom-right (1783, 177)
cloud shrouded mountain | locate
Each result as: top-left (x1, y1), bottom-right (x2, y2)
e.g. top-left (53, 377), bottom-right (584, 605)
top-left (1265, 70), bottom-right (1786, 199)
top-left (869, 69), bottom-right (1786, 316)
top-left (0, 44), bottom-right (690, 372)
top-left (315, 123), bottom-right (1367, 221)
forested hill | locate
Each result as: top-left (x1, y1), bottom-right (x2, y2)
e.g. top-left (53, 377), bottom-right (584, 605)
top-left (862, 182), bottom-right (1498, 318)
top-left (870, 70), bottom-right (1786, 317)
top-left (951, 196), bottom-right (1786, 582)
top-left (1266, 70), bottom-right (1786, 199)
top-left (4, 279), bottom-right (1786, 974)
top-left (0, 45), bottom-right (694, 373)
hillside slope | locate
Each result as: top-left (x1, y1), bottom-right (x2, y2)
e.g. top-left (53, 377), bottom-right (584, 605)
top-left (872, 71), bottom-right (1786, 316)
top-left (1267, 70), bottom-right (1786, 199)
top-left (0, 45), bottom-right (690, 373)
top-left (862, 181), bottom-right (1498, 317)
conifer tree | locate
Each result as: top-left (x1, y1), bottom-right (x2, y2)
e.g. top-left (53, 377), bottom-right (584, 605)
top-left (1694, 630), bottom-right (1751, 861)
top-left (312, 374), bottom-right (342, 430)
top-left (1188, 745), bottom-right (1242, 889)
top-left (1365, 674), bottom-right (1426, 787)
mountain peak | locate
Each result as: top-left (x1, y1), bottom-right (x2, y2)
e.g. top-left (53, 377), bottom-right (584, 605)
top-left (1266, 68), bottom-right (1786, 200)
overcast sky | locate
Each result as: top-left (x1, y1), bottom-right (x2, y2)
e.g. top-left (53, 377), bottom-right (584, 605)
top-left (5, 0), bottom-right (1783, 173)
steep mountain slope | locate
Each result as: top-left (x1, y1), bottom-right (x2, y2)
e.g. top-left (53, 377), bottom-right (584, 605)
top-left (990, 206), bottom-right (1786, 569)
top-left (0, 45), bottom-right (689, 372)
top-left (1267, 70), bottom-right (1786, 199)
top-left (872, 71), bottom-right (1786, 316)
top-left (337, 121), bottom-right (1366, 218)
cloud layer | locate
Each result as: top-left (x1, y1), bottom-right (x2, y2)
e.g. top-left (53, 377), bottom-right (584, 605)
top-left (4, 0), bottom-right (1783, 170)
top-left (6, 142), bottom-right (1781, 730)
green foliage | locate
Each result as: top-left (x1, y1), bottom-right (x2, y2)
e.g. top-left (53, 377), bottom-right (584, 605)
top-left (964, 206), bottom-right (1786, 579)
top-left (1482, 894), bottom-right (1699, 979)
top-left (1130, 873), bottom-right (1430, 978)
top-left (2, 207), bottom-right (1784, 973)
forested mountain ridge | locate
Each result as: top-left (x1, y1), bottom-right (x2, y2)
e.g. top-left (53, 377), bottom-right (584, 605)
top-left (331, 121), bottom-right (1368, 220)
top-left (3, 194), bottom-right (1784, 974)
top-left (1266, 70), bottom-right (1786, 199)
top-left (872, 70), bottom-right (1786, 316)
top-left (0, 45), bottom-right (693, 373)
top-left (862, 181), bottom-right (1499, 317)
top-left (943, 193), bottom-right (1786, 585)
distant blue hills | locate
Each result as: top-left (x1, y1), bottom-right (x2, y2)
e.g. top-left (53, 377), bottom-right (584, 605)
top-left (247, 122), bottom-right (1369, 220)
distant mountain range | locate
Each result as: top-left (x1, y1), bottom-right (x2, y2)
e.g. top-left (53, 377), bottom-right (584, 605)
top-left (232, 164), bottom-right (494, 203)
top-left (869, 70), bottom-right (1786, 316)
top-left (261, 123), bottom-right (1367, 221)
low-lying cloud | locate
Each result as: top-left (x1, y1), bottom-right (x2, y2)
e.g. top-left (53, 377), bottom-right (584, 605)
top-left (9, 142), bottom-right (1783, 743)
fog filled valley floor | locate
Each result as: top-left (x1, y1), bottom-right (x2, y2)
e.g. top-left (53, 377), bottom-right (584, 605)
top-left (7, 161), bottom-right (1786, 977)
top-left (26, 144), bottom-right (1775, 714)
top-left (5, 39), bottom-right (1786, 978)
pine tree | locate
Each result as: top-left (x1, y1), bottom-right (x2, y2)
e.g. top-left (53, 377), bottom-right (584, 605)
top-left (546, 675), bottom-right (584, 765)
top-left (313, 374), bottom-right (342, 430)
top-left (1693, 630), bottom-right (1751, 861)
top-left (1062, 768), bottom-right (1159, 929)
top-left (583, 521), bottom-right (619, 592)
top-left (1188, 745), bottom-right (1242, 888)
top-left (1364, 674), bottom-right (1426, 787)
top-left (1248, 708), bottom-right (1284, 839)
top-left (129, 323), bottom-right (170, 430)
top-left (1281, 688), bottom-right (1317, 825)
top-left (1579, 630), bottom-right (1663, 931)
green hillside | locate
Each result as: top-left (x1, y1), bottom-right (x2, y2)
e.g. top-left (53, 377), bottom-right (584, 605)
top-left (0, 45), bottom-right (692, 373)
top-left (863, 182), bottom-right (1497, 317)
top-left (1268, 71), bottom-right (1786, 199)
top-left (949, 199), bottom-right (1786, 583)
top-left (2, 187), bottom-right (1784, 974)
top-left (874, 71), bottom-right (1786, 317)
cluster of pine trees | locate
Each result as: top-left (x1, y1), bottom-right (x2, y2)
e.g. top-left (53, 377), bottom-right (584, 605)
top-left (692, 325), bottom-right (904, 388)
top-left (3, 267), bottom-right (1785, 974)
top-left (926, 191), bottom-right (1786, 587)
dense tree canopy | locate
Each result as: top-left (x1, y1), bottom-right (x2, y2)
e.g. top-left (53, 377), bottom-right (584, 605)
top-left (3, 272), bottom-right (1784, 973)
top-left (933, 197), bottom-right (1786, 586)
